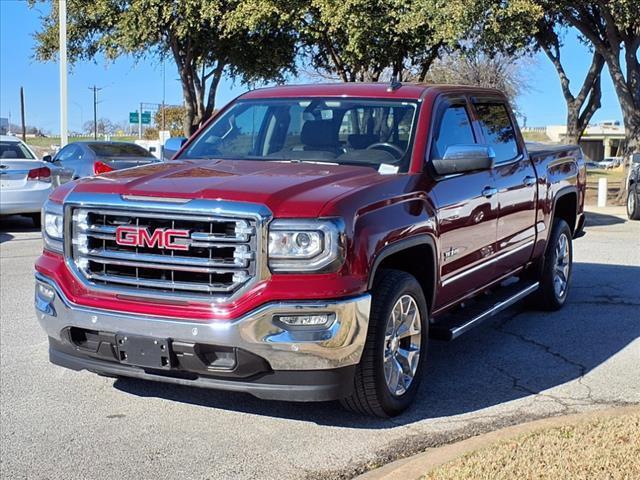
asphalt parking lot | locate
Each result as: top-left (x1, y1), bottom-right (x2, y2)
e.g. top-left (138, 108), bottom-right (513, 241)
top-left (1, 208), bottom-right (639, 480)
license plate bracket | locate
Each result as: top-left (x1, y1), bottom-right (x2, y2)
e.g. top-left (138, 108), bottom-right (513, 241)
top-left (116, 334), bottom-right (172, 369)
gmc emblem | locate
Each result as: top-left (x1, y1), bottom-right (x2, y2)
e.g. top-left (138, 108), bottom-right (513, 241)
top-left (115, 226), bottom-right (190, 251)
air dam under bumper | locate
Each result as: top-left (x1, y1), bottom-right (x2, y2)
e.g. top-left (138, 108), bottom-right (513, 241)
top-left (35, 273), bottom-right (371, 401)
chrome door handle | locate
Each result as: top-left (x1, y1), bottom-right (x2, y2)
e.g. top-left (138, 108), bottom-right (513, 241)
top-left (482, 187), bottom-right (498, 198)
top-left (523, 176), bottom-right (536, 186)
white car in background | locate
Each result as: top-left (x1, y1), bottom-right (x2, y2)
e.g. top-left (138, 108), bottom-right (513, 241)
top-left (597, 157), bottom-right (623, 169)
top-left (0, 135), bottom-right (71, 226)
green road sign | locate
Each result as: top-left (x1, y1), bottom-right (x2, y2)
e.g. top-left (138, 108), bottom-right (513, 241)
top-left (129, 111), bottom-right (152, 124)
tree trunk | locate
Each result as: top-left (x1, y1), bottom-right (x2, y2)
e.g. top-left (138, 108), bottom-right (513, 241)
top-left (600, 50), bottom-right (639, 202)
top-left (562, 4), bottom-right (639, 202)
top-left (538, 31), bottom-right (604, 146)
top-left (564, 105), bottom-right (581, 145)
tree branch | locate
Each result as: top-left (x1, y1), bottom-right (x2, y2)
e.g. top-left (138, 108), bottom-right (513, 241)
top-left (576, 51), bottom-right (605, 104)
top-left (417, 42), bottom-right (443, 82)
top-left (204, 61), bottom-right (225, 118)
top-left (577, 75), bottom-right (602, 130)
top-left (538, 33), bottom-right (573, 103)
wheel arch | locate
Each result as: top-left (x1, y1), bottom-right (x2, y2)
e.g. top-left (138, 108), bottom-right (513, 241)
top-left (552, 186), bottom-right (579, 235)
top-left (367, 235), bottom-right (437, 312)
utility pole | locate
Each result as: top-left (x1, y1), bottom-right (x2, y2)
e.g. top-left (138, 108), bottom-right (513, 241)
top-left (161, 57), bottom-right (166, 159)
top-left (20, 87), bottom-right (26, 142)
top-left (59, 0), bottom-right (68, 146)
top-left (162, 58), bottom-right (166, 133)
top-left (89, 85), bottom-right (102, 139)
top-left (138, 102), bottom-right (142, 139)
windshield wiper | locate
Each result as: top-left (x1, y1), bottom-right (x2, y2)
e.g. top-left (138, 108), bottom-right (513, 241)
top-left (265, 159), bottom-right (340, 166)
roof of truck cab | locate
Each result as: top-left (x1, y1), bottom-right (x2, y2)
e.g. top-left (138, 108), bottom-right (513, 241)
top-left (240, 83), bottom-right (505, 101)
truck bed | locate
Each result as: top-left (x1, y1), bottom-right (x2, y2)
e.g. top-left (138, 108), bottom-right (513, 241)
top-left (525, 142), bottom-right (582, 160)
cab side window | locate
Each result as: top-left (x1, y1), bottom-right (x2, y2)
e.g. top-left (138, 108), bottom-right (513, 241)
top-left (430, 104), bottom-right (476, 160)
top-left (473, 102), bottom-right (518, 163)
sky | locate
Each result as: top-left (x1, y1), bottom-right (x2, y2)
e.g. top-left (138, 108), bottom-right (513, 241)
top-left (0, 0), bottom-right (625, 135)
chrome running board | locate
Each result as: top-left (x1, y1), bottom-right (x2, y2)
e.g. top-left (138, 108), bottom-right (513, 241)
top-left (431, 281), bottom-right (540, 341)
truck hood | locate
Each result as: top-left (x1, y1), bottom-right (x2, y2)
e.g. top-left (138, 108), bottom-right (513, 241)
top-left (66, 159), bottom-right (395, 217)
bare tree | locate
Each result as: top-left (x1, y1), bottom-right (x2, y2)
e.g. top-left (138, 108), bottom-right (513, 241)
top-left (413, 50), bottom-right (531, 108)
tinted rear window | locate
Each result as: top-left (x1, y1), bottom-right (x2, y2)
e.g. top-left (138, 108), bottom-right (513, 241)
top-left (473, 102), bottom-right (519, 163)
top-left (87, 143), bottom-right (153, 157)
top-left (0, 141), bottom-right (35, 160)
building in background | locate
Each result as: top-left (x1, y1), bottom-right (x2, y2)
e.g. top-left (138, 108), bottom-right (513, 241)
top-left (522, 121), bottom-right (626, 161)
top-left (0, 117), bottom-right (8, 135)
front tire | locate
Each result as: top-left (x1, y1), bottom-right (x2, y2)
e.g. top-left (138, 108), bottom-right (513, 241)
top-left (341, 269), bottom-right (428, 417)
top-left (627, 185), bottom-right (640, 220)
top-left (530, 218), bottom-right (573, 311)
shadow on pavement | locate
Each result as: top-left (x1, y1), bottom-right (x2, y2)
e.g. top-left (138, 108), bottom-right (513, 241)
top-left (0, 215), bottom-right (40, 243)
top-left (113, 262), bottom-right (640, 427)
top-left (585, 211), bottom-right (626, 227)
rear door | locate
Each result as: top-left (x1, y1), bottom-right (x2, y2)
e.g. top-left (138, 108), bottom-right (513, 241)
top-left (428, 96), bottom-right (499, 310)
top-left (471, 98), bottom-right (537, 276)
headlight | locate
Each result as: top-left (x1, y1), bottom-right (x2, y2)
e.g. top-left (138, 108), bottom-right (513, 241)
top-left (268, 219), bottom-right (345, 272)
top-left (42, 200), bottom-right (64, 253)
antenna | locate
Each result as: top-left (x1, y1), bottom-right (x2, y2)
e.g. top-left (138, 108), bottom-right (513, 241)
top-left (387, 75), bottom-right (402, 92)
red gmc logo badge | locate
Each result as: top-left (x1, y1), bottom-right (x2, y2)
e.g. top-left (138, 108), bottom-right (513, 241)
top-left (115, 226), bottom-right (190, 251)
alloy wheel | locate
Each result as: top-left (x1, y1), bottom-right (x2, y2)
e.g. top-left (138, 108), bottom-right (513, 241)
top-left (383, 294), bottom-right (422, 396)
top-left (553, 233), bottom-right (570, 298)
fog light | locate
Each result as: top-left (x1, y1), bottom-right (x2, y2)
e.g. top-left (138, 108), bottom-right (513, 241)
top-left (276, 313), bottom-right (332, 327)
top-left (37, 283), bottom-right (55, 301)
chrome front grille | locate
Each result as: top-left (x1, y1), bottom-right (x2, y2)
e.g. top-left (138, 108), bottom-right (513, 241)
top-left (69, 206), bottom-right (261, 299)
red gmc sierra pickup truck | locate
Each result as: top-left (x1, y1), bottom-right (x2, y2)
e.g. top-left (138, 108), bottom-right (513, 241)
top-left (35, 83), bottom-right (585, 417)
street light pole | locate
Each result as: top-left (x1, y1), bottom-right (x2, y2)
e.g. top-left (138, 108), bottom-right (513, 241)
top-left (59, 0), bottom-right (68, 146)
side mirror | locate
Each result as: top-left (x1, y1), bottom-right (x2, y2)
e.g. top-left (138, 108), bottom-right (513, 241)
top-left (432, 145), bottom-right (496, 176)
top-left (163, 137), bottom-right (187, 160)
top-left (42, 154), bottom-right (53, 163)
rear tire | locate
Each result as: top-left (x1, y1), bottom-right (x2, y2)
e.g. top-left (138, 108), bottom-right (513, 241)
top-left (627, 186), bottom-right (640, 220)
top-left (530, 218), bottom-right (573, 311)
top-left (340, 269), bottom-right (428, 417)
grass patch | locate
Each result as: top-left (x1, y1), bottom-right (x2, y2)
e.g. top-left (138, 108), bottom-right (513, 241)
top-left (422, 412), bottom-right (640, 480)
top-left (522, 131), bottom-right (552, 143)
top-left (587, 168), bottom-right (626, 183)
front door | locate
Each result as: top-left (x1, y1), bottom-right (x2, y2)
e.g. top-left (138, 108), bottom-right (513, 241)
top-left (428, 97), bottom-right (499, 310)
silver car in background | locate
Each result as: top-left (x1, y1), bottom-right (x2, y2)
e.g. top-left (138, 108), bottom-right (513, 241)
top-left (0, 135), bottom-right (71, 226)
top-left (43, 141), bottom-right (161, 179)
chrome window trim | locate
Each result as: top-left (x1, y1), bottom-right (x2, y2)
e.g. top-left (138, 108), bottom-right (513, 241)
top-left (441, 240), bottom-right (534, 287)
top-left (62, 192), bottom-right (272, 304)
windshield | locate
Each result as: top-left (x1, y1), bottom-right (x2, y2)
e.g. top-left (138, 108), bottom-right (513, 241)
top-left (88, 143), bottom-right (154, 158)
top-left (180, 98), bottom-right (418, 172)
top-left (0, 141), bottom-right (35, 160)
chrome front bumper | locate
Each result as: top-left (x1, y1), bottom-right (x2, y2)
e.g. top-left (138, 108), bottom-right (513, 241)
top-left (35, 273), bottom-right (371, 371)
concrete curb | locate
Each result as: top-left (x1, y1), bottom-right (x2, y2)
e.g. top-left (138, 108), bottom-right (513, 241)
top-left (357, 405), bottom-right (640, 480)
